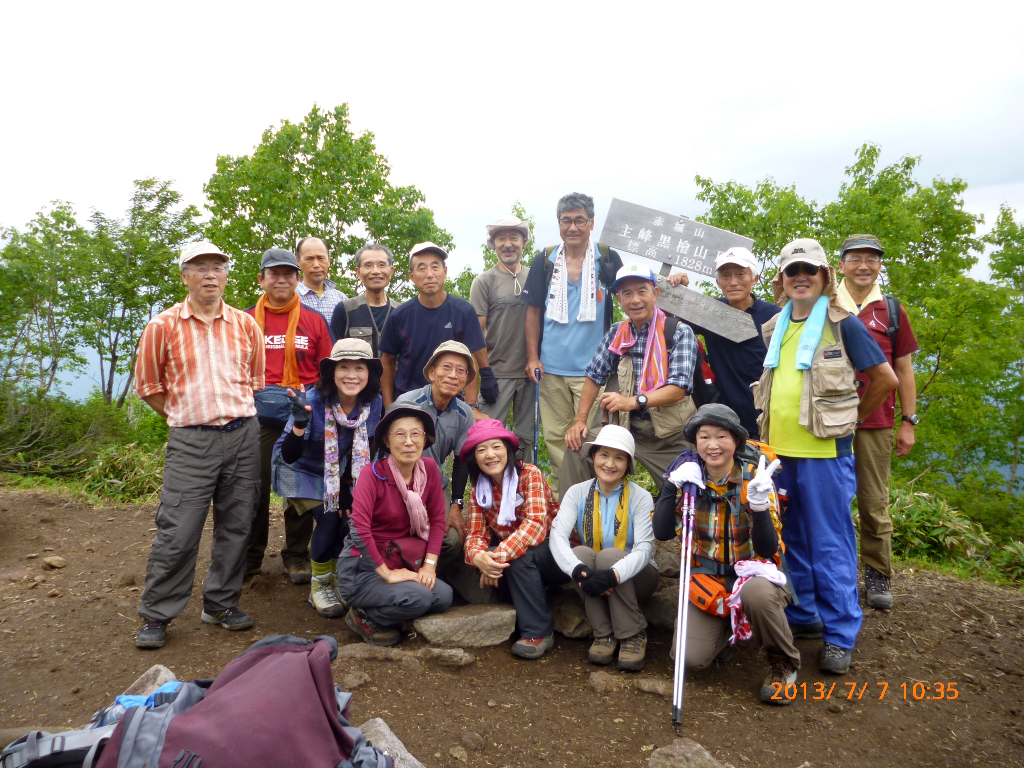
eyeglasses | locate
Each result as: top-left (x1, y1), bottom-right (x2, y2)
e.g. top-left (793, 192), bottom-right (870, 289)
top-left (188, 263), bottom-right (228, 275)
top-left (437, 364), bottom-right (468, 377)
top-left (843, 255), bottom-right (881, 266)
top-left (783, 262), bottom-right (822, 278)
top-left (390, 429), bottom-right (425, 443)
top-left (558, 216), bottom-right (590, 229)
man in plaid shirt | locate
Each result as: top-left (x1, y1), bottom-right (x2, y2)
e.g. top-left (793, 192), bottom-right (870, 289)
top-left (563, 263), bottom-right (698, 494)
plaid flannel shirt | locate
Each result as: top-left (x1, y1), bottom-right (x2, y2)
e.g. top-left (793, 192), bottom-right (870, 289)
top-left (692, 465), bottom-right (781, 566)
top-left (464, 463), bottom-right (558, 564)
top-left (297, 279), bottom-right (347, 321)
top-left (584, 316), bottom-right (697, 392)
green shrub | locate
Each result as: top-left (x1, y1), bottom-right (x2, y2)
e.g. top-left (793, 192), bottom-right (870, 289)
top-left (889, 488), bottom-right (993, 562)
top-left (997, 540), bottom-right (1024, 583)
top-left (935, 479), bottom-right (1024, 546)
top-left (82, 442), bottom-right (165, 503)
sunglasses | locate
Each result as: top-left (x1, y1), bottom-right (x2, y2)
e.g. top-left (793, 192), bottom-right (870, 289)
top-left (783, 262), bottom-right (823, 278)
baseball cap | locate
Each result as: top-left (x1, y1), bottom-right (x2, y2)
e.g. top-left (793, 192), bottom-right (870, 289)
top-left (840, 234), bottom-right (884, 258)
top-left (610, 263), bottom-right (658, 293)
top-left (178, 241), bottom-right (229, 269)
top-left (715, 247), bottom-right (759, 275)
top-left (778, 239), bottom-right (829, 272)
top-left (409, 242), bottom-right (449, 261)
top-left (260, 248), bottom-right (299, 270)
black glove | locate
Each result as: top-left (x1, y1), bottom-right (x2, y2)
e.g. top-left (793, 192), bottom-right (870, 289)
top-left (571, 564), bottom-right (590, 585)
top-left (581, 568), bottom-right (618, 597)
top-left (288, 388), bottom-right (310, 428)
top-left (478, 366), bottom-right (499, 405)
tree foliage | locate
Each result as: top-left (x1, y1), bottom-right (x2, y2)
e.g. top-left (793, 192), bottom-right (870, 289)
top-left (204, 104), bottom-right (453, 306)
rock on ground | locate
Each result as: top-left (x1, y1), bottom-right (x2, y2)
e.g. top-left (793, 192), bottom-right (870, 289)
top-left (644, 584), bottom-right (680, 630)
top-left (122, 665), bottom-right (177, 696)
top-left (635, 676), bottom-right (673, 698)
top-left (41, 556), bottom-right (66, 569)
top-left (461, 731), bottom-right (485, 752)
top-left (653, 538), bottom-right (682, 577)
top-left (336, 642), bottom-right (475, 667)
top-left (550, 585), bottom-right (592, 638)
top-left (648, 738), bottom-right (725, 768)
top-left (412, 604), bottom-right (516, 648)
top-left (358, 718), bottom-right (425, 768)
top-left (341, 669), bottom-right (370, 689)
top-left (589, 670), bottom-right (628, 693)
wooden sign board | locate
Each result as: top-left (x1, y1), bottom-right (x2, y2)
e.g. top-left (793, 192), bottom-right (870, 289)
top-left (598, 198), bottom-right (754, 278)
top-left (653, 277), bottom-right (759, 343)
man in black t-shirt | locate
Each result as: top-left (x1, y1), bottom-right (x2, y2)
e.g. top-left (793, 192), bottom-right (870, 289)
top-left (668, 247), bottom-right (781, 438)
top-left (378, 242), bottom-right (495, 410)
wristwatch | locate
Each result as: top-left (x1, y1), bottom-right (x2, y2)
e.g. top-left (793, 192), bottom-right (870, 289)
top-left (901, 414), bottom-right (920, 425)
top-left (636, 394), bottom-right (649, 411)
top-left (466, 402), bottom-right (481, 410)
top-left (453, 499), bottom-right (464, 508)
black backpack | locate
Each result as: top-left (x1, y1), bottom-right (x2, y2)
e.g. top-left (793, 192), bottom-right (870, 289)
top-left (662, 316), bottom-right (719, 408)
top-left (883, 294), bottom-right (901, 340)
top-left (532, 244), bottom-right (622, 333)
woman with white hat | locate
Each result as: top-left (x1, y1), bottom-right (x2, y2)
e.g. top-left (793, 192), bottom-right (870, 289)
top-left (461, 418), bottom-right (565, 660)
top-left (273, 338), bottom-right (383, 618)
top-left (549, 424), bottom-right (658, 671)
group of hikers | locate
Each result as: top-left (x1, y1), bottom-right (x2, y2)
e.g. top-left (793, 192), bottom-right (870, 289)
top-left (131, 192), bottom-right (917, 705)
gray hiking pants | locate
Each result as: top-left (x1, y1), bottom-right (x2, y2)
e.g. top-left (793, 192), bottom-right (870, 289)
top-left (478, 377), bottom-right (536, 463)
top-left (337, 553), bottom-right (453, 629)
top-left (138, 418), bottom-right (260, 623)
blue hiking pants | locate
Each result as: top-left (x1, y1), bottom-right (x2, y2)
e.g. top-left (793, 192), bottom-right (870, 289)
top-left (777, 454), bottom-right (862, 649)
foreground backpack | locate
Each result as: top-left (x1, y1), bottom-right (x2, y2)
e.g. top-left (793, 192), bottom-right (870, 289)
top-left (2, 635), bottom-right (392, 768)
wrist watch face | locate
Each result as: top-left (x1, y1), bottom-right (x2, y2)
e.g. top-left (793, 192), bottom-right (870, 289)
top-left (637, 395), bottom-right (648, 408)
top-left (903, 414), bottom-right (920, 425)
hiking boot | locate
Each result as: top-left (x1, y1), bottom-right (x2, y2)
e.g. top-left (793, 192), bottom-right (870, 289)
top-left (618, 630), bottom-right (647, 672)
top-left (820, 642), bottom-right (852, 674)
top-left (789, 620), bottom-right (824, 639)
top-left (135, 620), bottom-right (167, 649)
top-left (716, 645), bottom-right (736, 665)
top-left (201, 608), bottom-right (254, 631)
top-left (588, 636), bottom-right (618, 665)
top-left (865, 565), bottom-right (894, 610)
top-left (309, 576), bottom-right (346, 618)
top-left (760, 653), bottom-right (798, 705)
top-left (511, 635), bottom-right (554, 660)
top-left (285, 559), bottom-right (312, 585)
top-left (345, 607), bottom-right (401, 647)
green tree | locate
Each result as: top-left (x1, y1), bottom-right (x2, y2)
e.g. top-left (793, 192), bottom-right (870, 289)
top-left (82, 178), bottom-right (203, 406)
top-left (0, 203), bottom-right (91, 394)
top-left (204, 104), bottom-right (453, 307)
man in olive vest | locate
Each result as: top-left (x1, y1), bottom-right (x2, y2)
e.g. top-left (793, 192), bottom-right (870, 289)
top-left (330, 243), bottom-right (399, 355)
top-left (754, 239), bottom-right (897, 676)
top-left (563, 263), bottom-right (697, 492)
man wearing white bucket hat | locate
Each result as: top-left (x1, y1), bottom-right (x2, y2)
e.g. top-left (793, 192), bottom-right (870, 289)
top-left (469, 216), bottom-right (536, 460)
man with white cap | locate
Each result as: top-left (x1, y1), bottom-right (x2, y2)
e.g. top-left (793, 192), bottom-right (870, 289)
top-left (469, 216), bottom-right (536, 459)
top-left (670, 247), bottom-right (781, 439)
top-left (378, 242), bottom-right (493, 407)
top-left (563, 263), bottom-right (698, 494)
top-left (753, 238), bottom-right (897, 675)
top-left (133, 241), bottom-right (265, 648)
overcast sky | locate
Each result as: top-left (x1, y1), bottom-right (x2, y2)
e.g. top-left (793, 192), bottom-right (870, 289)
top-left (3, 0), bottom-right (1022, 288)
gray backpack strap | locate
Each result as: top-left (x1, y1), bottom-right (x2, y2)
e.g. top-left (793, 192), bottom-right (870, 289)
top-left (117, 683), bottom-right (207, 768)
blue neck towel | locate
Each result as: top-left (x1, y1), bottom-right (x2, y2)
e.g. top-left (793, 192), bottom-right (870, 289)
top-left (764, 295), bottom-right (830, 370)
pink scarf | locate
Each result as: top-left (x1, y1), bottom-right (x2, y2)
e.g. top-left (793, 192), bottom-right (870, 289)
top-left (608, 306), bottom-right (669, 394)
top-left (386, 454), bottom-right (430, 541)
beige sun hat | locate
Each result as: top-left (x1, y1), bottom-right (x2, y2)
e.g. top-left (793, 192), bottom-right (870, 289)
top-left (583, 424), bottom-right (636, 475)
top-left (178, 241), bottom-right (229, 268)
top-left (422, 340), bottom-right (477, 384)
top-left (318, 337), bottom-right (383, 379)
top-left (485, 216), bottom-right (532, 248)
top-left (771, 238), bottom-right (840, 306)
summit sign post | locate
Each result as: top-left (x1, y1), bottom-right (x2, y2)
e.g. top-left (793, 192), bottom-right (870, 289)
top-left (598, 198), bottom-right (759, 343)
top-left (598, 198), bottom-right (754, 279)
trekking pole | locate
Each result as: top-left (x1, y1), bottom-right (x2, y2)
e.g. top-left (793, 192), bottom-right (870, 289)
top-left (533, 369), bottom-right (541, 465)
top-left (672, 487), bottom-right (696, 729)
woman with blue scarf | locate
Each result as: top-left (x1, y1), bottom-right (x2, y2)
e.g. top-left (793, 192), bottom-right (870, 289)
top-left (274, 338), bottom-right (383, 618)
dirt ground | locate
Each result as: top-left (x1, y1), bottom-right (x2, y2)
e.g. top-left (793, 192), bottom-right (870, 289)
top-left (1, 486), bottom-right (1023, 768)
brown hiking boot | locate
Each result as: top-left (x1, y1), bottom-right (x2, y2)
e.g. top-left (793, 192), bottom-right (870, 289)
top-left (760, 653), bottom-right (798, 705)
top-left (618, 630), bottom-right (647, 672)
top-left (345, 607), bottom-right (401, 647)
top-left (588, 636), bottom-right (618, 665)
top-left (284, 559), bottom-right (312, 585)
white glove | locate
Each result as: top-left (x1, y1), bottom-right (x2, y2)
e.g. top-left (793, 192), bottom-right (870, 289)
top-left (746, 455), bottom-right (781, 508)
top-left (668, 461), bottom-right (705, 490)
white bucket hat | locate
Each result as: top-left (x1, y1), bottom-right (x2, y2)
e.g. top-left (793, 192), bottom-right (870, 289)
top-left (583, 424), bottom-right (636, 474)
top-left (485, 216), bottom-right (532, 248)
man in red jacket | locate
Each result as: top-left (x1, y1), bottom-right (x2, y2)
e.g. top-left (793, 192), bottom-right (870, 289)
top-left (837, 234), bottom-right (919, 611)
top-left (245, 249), bottom-right (333, 584)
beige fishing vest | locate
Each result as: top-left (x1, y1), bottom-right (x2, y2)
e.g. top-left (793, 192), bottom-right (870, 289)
top-left (752, 305), bottom-right (859, 443)
top-left (604, 350), bottom-right (695, 439)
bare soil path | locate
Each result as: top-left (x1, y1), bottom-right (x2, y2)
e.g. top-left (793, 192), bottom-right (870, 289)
top-left (1, 486), bottom-right (1023, 767)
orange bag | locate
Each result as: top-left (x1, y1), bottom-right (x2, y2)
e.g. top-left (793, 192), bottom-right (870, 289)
top-left (688, 573), bottom-right (729, 617)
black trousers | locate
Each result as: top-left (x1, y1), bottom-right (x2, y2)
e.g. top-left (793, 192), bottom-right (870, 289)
top-left (500, 539), bottom-right (570, 638)
top-left (309, 485), bottom-right (353, 563)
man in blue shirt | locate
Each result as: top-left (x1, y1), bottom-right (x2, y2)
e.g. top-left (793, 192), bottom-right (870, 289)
top-left (522, 193), bottom-right (623, 496)
top-left (669, 247), bottom-right (782, 438)
top-left (379, 242), bottom-right (495, 407)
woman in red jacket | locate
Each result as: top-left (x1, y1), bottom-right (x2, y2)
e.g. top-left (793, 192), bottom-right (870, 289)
top-left (337, 402), bottom-right (452, 646)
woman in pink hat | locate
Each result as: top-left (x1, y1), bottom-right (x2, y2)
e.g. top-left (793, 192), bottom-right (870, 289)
top-left (461, 419), bottom-right (567, 659)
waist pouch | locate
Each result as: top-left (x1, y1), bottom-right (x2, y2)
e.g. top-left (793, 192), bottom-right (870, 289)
top-left (254, 384), bottom-right (292, 429)
top-left (384, 536), bottom-right (427, 572)
top-left (688, 573), bottom-right (729, 617)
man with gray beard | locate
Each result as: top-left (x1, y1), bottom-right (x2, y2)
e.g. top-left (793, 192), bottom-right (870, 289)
top-left (469, 216), bottom-right (536, 460)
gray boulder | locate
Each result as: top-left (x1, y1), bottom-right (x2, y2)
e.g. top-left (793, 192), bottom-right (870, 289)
top-left (336, 643), bottom-right (475, 666)
top-left (644, 583), bottom-right (681, 630)
top-left (654, 538), bottom-right (682, 577)
top-left (648, 738), bottom-right (725, 768)
top-left (549, 584), bottom-right (592, 638)
top-left (412, 604), bottom-right (516, 647)
top-left (358, 718), bottom-right (425, 768)
top-left (122, 664), bottom-right (177, 696)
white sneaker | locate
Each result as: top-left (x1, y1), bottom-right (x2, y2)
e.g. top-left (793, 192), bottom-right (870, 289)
top-left (308, 576), bottom-right (346, 618)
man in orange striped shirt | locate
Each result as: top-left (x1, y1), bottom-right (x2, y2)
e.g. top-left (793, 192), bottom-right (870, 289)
top-left (133, 241), bottom-right (265, 649)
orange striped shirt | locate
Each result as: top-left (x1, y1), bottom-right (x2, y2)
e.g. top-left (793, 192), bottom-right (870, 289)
top-left (135, 298), bottom-right (265, 428)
